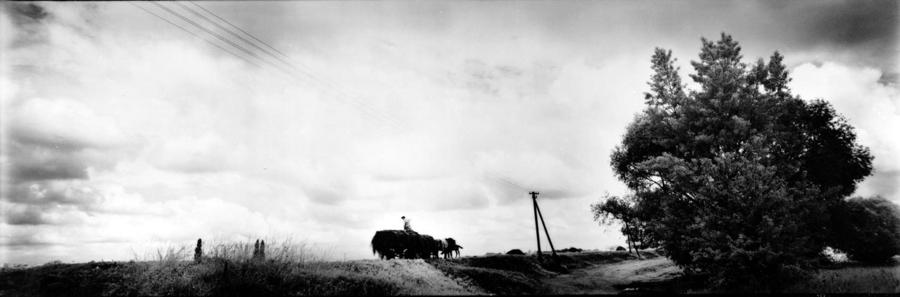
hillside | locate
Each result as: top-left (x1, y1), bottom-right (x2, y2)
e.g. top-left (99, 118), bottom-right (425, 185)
top-left (2, 250), bottom-right (897, 295)
top-left (0, 251), bottom-right (641, 296)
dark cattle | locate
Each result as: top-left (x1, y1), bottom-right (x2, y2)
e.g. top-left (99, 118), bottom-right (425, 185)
top-left (436, 239), bottom-right (448, 259)
top-left (442, 238), bottom-right (463, 259)
top-left (413, 234), bottom-right (436, 259)
top-left (371, 230), bottom-right (405, 259)
top-left (432, 237), bottom-right (443, 258)
top-left (371, 230), bottom-right (441, 259)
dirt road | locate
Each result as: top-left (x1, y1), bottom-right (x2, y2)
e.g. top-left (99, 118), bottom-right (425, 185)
top-left (541, 256), bottom-right (681, 294)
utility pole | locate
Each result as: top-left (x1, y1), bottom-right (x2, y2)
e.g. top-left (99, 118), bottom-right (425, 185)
top-left (531, 191), bottom-right (558, 260)
top-left (531, 191), bottom-right (542, 260)
top-left (536, 198), bottom-right (558, 258)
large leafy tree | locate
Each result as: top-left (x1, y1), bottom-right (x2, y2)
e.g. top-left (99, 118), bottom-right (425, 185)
top-left (591, 194), bottom-right (654, 257)
top-left (830, 196), bottom-right (900, 264)
top-left (601, 34), bottom-right (873, 290)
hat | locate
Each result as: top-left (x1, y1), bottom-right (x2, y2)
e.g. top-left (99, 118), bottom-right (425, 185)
top-left (401, 216), bottom-right (405, 219)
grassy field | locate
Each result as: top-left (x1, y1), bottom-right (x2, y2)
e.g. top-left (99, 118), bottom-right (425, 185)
top-left (785, 261), bottom-right (900, 293)
top-left (1, 244), bottom-right (897, 296)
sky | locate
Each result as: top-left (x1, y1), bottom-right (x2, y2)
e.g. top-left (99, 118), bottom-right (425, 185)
top-left (1, 0), bottom-right (898, 265)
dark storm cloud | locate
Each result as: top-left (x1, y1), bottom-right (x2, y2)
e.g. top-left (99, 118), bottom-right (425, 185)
top-left (2, 126), bottom-right (111, 224)
top-left (6, 140), bottom-right (89, 182)
top-left (750, 0), bottom-right (898, 82)
top-left (3, 2), bottom-right (51, 48)
top-left (4, 96), bottom-right (130, 183)
top-left (776, 0), bottom-right (897, 48)
top-left (7, 2), bottom-right (48, 24)
top-left (10, 160), bottom-right (88, 182)
top-left (5, 206), bottom-right (51, 225)
top-left (3, 181), bottom-right (102, 207)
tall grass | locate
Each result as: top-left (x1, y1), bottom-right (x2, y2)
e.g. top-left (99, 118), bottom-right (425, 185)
top-left (787, 264), bottom-right (900, 293)
top-left (205, 240), bottom-right (325, 264)
top-left (112, 239), bottom-right (406, 296)
top-left (155, 246), bottom-right (189, 264)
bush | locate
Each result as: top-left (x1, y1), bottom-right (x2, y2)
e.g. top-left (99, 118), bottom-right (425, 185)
top-left (831, 196), bottom-right (900, 264)
top-left (506, 249), bottom-right (525, 255)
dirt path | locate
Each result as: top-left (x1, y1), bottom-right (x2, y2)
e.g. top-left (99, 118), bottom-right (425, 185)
top-left (541, 257), bottom-right (681, 294)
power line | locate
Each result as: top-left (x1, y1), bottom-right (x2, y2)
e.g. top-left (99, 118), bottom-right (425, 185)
top-left (187, 1), bottom-right (293, 61)
top-left (133, 2), bottom-right (530, 189)
top-left (174, 1), bottom-right (296, 70)
top-left (150, 2), bottom-right (297, 78)
top-left (129, 2), bottom-right (266, 70)
top-left (176, 2), bottom-right (404, 129)
top-left (137, 2), bottom-right (402, 130)
top-left (485, 171), bottom-right (528, 190)
top-left (168, 2), bottom-right (402, 129)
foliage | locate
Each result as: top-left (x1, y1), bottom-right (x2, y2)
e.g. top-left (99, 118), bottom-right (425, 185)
top-left (830, 196), bottom-right (900, 264)
top-left (603, 33), bottom-right (873, 290)
top-left (591, 195), bottom-right (654, 254)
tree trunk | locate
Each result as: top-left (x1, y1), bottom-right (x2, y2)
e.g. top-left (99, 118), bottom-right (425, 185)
top-left (625, 223), bottom-right (642, 259)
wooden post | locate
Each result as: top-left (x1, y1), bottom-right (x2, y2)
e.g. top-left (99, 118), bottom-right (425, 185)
top-left (535, 202), bottom-right (558, 257)
top-left (531, 191), bottom-right (542, 260)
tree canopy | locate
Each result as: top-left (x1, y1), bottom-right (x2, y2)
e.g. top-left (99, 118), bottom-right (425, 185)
top-left (595, 33), bottom-right (874, 290)
top-left (830, 196), bottom-right (900, 264)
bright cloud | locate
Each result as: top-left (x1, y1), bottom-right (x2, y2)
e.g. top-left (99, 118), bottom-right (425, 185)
top-left (791, 62), bottom-right (900, 198)
top-left (1, 1), bottom-right (896, 265)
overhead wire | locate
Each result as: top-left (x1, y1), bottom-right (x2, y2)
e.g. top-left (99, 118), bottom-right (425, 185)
top-left (182, 1), bottom-right (512, 188)
top-left (136, 2), bottom-right (401, 129)
top-left (129, 2), bottom-right (266, 70)
top-left (150, 2), bottom-right (298, 78)
top-left (174, 1), bottom-right (296, 69)
top-left (484, 171), bottom-right (528, 190)
top-left (135, 2), bottom-right (530, 192)
top-left (187, 1), bottom-right (292, 59)
top-left (177, 1), bottom-right (403, 129)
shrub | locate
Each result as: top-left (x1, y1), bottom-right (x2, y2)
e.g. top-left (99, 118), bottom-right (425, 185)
top-left (830, 196), bottom-right (900, 264)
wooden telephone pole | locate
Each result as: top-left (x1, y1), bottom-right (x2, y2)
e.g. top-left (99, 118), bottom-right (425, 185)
top-left (530, 192), bottom-right (557, 260)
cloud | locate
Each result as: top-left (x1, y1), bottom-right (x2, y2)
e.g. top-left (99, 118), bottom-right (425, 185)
top-left (5, 180), bottom-right (100, 206)
top-left (147, 134), bottom-right (242, 174)
top-left (3, 3), bottom-right (48, 49)
top-left (8, 148), bottom-right (88, 181)
top-left (1, 0), bottom-right (634, 260)
top-left (475, 151), bottom-right (596, 203)
top-left (0, 193), bottom-right (298, 264)
top-left (782, 0), bottom-right (898, 83)
top-left (736, 0), bottom-right (899, 83)
top-left (4, 205), bottom-right (53, 225)
top-left (4, 97), bottom-right (131, 183)
top-left (747, 0), bottom-right (897, 50)
top-left (9, 97), bottom-right (127, 150)
top-left (3, 202), bottom-right (88, 226)
top-left (2, 1), bottom-right (896, 264)
top-left (791, 62), bottom-right (900, 199)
